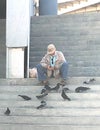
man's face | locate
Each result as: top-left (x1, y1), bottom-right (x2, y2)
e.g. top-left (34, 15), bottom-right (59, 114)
top-left (50, 51), bottom-right (55, 56)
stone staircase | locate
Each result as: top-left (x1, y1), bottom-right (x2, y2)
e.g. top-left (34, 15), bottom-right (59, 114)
top-left (29, 12), bottom-right (100, 77)
top-left (0, 11), bottom-right (100, 130)
top-left (27, 12), bottom-right (100, 129)
top-left (0, 77), bottom-right (100, 130)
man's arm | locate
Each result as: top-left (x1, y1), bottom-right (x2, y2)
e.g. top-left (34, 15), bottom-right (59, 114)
top-left (40, 54), bottom-right (55, 71)
top-left (54, 51), bottom-right (66, 69)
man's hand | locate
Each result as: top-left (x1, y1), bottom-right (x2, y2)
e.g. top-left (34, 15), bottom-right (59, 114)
top-left (47, 66), bottom-right (54, 71)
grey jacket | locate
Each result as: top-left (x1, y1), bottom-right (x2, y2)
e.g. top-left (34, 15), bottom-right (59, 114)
top-left (40, 51), bottom-right (66, 69)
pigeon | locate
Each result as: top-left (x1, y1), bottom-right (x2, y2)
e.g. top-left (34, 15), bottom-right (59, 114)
top-left (37, 100), bottom-right (47, 109)
top-left (44, 84), bottom-right (51, 91)
top-left (18, 95), bottom-right (31, 100)
top-left (83, 78), bottom-right (96, 84)
top-left (36, 85), bottom-right (51, 99)
top-left (83, 81), bottom-right (90, 84)
top-left (75, 86), bottom-right (91, 93)
top-left (61, 89), bottom-right (71, 101)
top-left (63, 87), bottom-right (70, 92)
top-left (41, 88), bottom-right (47, 94)
top-left (51, 83), bottom-right (61, 91)
top-left (4, 107), bottom-right (11, 116)
top-left (36, 92), bottom-right (48, 99)
top-left (89, 78), bottom-right (96, 82)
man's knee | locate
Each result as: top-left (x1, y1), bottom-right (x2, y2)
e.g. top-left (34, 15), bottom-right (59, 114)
top-left (36, 64), bottom-right (42, 70)
top-left (62, 62), bottom-right (68, 68)
top-left (36, 64), bottom-right (47, 74)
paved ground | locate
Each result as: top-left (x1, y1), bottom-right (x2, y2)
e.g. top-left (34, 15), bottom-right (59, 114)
top-left (0, 77), bottom-right (100, 130)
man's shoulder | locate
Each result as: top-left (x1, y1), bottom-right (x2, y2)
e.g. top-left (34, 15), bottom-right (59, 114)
top-left (43, 53), bottom-right (50, 58)
top-left (56, 51), bottom-right (63, 54)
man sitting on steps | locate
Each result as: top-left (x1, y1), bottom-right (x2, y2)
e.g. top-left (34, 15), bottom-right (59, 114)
top-left (36, 43), bottom-right (68, 85)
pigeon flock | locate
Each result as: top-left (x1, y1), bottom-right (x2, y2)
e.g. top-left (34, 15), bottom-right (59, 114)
top-left (4, 78), bottom-right (95, 115)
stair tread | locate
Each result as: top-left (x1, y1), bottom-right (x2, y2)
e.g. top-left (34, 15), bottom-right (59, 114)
top-left (1, 107), bottom-right (100, 116)
top-left (0, 124), bottom-right (100, 130)
top-left (0, 82), bottom-right (100, 129)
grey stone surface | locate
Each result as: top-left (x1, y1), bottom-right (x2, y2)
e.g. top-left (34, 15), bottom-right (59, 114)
top-left (0, 77), bottom-right (98, 85)
top-left (29, 12), bottom-right (100, 76)
top-left (0, 78), bottom-right (100, 130)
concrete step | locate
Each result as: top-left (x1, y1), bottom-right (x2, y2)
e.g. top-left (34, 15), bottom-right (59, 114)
top-left (30, 55), bottom-right (100, 62)
top-left (1, 107), bottom-right (100, 116)
top-left (0, 124), bottom-right (100, 130)
top-left (31, 21), bottom-right (100, 28)
top-left (30, 46), bottom-right (100, 55)
top-left (30, 34), bottom-right (100, 43)
top-left (0, 77), bottom-right (99, 85)
top-left (0, 84), bottom-right (100, 92)
top-left (0, 91), bottom-right (100, 102)
top-left (0, 81), bottom-right (100, 130)
top-left (31, 12), bottom-right (100, 23)
top-left (30, 26), bottom-right (100, 36)
top-left (1, 100), bottom-right (100, 108)
top-left (1, 115), bottom-right (100, 125)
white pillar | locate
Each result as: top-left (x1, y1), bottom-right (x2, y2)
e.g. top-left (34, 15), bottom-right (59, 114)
top-left (6, 48), bottom-right (24, 78)
top-left (6, 0), bottom-right (31, 78)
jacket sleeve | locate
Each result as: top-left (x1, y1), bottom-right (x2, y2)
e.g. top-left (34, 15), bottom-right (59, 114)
top-left (55, 51), bottom-right (66, 69)
top-left (40, 54), bottom-right (49, 68)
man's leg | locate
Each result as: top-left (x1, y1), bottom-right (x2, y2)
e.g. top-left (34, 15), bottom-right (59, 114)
top-left (36, 64), bottom-right (48, 84)
top-left (60, 62), bottom-right (68, 85)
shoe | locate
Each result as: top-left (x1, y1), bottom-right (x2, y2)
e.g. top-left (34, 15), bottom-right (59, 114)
top-left (38, 80), bottom-right (49, 86)
top-left (60, 79), bottom-right (67, 86)
top-left (54, 70), bottom-right (60, 79)
top-left (47, 70), bottom-right (52, 78)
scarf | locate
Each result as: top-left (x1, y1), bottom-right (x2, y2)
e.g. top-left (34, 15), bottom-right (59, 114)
top-left (50, 56), bottom-right (56, 67)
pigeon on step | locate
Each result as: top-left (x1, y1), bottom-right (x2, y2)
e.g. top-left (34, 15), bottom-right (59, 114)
top-left (36, 92), bottom-right (48, 99)
top-left (75, 86), bottom-right (90, 93)
top-left (51, 83), bottom-right (61, 91)
top-left (83, 81), bottom-right (89, 84)
top-left (36, 85), bottom-right (51, 99)
top-left (61, 89), bottom-right (71, 101)
top-left (18, 95), bottom-right (31, 100)
top-left (63, 87), bottom-right (70, 92)
top-left (89, 78), bottom-right (96, 82)
top-left (4, 107), bottom-right (11, 116)
top-left (44, 84), bottom-right (51, 91)
top-left (37, 100), bottom-right (47, 109)
top-left (83, 78), bottom-right (96, 84)
top-left (41, 88), bottom-right (47, 94)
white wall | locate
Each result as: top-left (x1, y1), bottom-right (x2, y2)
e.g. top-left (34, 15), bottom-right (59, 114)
top-left (7, 48), bottom-right (24, 78)
top-left (6, 0), bottom-right (33, 47)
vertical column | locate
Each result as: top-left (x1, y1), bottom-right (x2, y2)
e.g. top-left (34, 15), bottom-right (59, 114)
top-left (30, 0), bottom-right (34, 16)
top-left (6, 0), bottom-right (31, 78)
top-left (6, 48), bottom-right (24, 78)
top-left (39, 0), bottom-right (57, 15)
